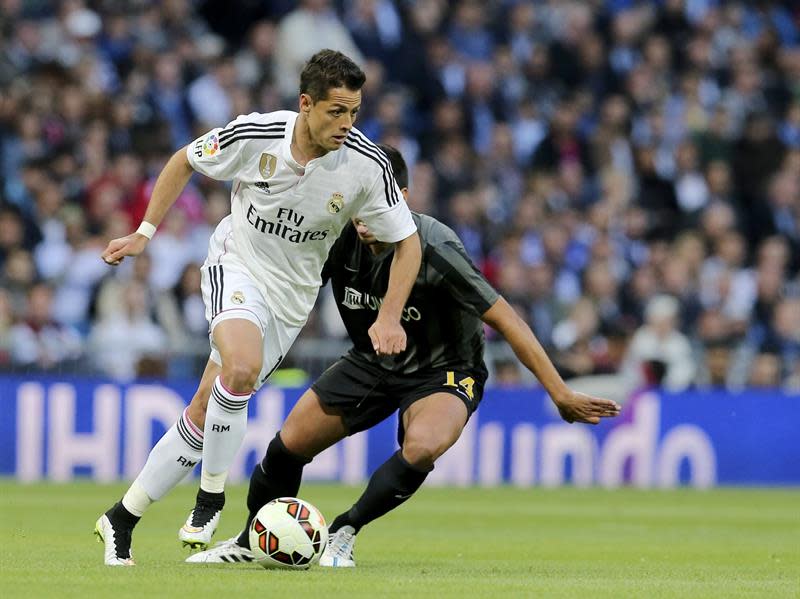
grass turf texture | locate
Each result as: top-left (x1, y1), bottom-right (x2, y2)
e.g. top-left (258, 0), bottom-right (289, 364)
top-left (1, 483), bottom-right (797, 598)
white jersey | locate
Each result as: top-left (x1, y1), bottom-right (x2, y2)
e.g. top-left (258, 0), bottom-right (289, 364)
top-left (187, 110), bottom-right (417, 326)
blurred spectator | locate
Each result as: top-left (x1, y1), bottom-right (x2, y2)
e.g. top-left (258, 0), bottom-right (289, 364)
top-left (695, 337), bottom-right (735, 390)
top-left (492, 359), bottom-right (523, 388)
top-left (187, 53), bottom-right (238, 130)
top-left (747, 351), bottom-right (783, 389)
top-left (621, 295), bottom-right (695, 392)
top-left (10, 283), bottom-right (82, 371)
top-left (156, 262), bottom-right (207, 352)
top-left (531, 98), bottom-right (594, 178)
top-left (1, 248), bottom-right (38, 315)
top-left (274, 0), bottom-right (364, 99)
top-left (0, 289), bottom-right (15, 367)
top-left (88, 281), bottom-right (167, 381)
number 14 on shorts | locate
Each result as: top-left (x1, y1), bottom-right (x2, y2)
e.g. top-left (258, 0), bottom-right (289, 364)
top-left (444, 371), bottom-right (475, 401)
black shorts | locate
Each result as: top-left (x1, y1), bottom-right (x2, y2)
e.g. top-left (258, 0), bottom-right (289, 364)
top-left (311, 354), bottom-right (486, 445)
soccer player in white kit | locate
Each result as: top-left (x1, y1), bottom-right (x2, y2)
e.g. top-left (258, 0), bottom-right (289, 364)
top-left (94, 50), bottom-right (421, 566)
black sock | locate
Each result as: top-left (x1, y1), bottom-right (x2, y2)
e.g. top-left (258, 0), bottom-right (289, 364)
top-left (196, 488), bottom-right (225, 509)
top-left (236, 432), bottom-right (311, 548)
top-left (106, 501), bottom-right (140, 529)
top-left (330, 451), bottom-right (430, 535)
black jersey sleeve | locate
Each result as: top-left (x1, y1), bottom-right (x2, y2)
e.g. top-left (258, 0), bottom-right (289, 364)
top-left (321, 222), bottom-right (359, 285)
top-left (320, 252), bottom-right (334, 285)
top-left (425, 240), bottom-right (499, 316)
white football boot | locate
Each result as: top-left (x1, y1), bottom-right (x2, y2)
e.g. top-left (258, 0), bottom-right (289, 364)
top-left (178, 504), bottom-right (222, 550)
top-left (185, 537), bottom-right (255, 564)
top-left (318, 525), bottom-right (357, 568)
top-left (94, 514), bottom-right (135, 566)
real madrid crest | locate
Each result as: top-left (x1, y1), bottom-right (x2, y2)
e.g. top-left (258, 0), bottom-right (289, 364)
top-left (328, 192), bottom-right (345, 214)
top-left (259, 153), bottom-right (277, 179)
top-left (231, 291), bottom-right (245, 305)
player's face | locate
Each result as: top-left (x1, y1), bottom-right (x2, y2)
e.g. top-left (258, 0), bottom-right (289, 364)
top-left (302, 87), bottom-right (361, 152)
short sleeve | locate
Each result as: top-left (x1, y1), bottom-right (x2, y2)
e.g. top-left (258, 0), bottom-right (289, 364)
top-left (187, 114), bottom-right (268, 181)
top-left (426, 240), bottom-right (499, 316)
top-left (356, 172), bottom-right (417, 243)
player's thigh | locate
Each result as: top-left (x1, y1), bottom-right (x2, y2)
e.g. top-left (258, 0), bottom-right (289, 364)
top-left (201, 261), bottom-right (268, 386)
top-left (212, 318), bottom-right (264, 384)
top-left (401, 392), bottom-right (469, 464)
top-left (280, 388), bottom-right (349, 459)
top-left (185, 359), bottom-right (222, 430)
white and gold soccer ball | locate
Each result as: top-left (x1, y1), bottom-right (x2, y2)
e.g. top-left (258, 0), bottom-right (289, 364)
top-left (249, 497), bottom-right (328, 569)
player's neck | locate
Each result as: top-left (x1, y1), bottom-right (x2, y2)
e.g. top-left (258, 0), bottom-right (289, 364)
top-left (292, 113), bottom-right (327, 165)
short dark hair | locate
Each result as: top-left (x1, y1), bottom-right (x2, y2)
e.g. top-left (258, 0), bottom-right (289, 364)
top-left (377, 143), bottom-right (409, 190)
top-left (299, 50), bottom-right (366, 101)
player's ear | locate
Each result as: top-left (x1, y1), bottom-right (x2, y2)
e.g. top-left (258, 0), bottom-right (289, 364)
top-left (299, 93), bottom-right (313, 114)
top-left (401, 187), bottom-right (409, 200)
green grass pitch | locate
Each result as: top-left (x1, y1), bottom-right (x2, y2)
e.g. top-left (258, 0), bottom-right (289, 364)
top-left (1, 482), bottom-right (798, 598)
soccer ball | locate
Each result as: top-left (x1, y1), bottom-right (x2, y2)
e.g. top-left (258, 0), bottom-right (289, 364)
top-left (249, 497), bottom-right (328, 569)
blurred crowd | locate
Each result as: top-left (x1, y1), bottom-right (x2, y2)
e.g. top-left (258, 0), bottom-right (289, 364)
top-left (0, 0), bottom-right (798, 392)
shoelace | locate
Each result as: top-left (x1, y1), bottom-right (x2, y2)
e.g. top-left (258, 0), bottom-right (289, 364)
top-left (326, 530), bottom-right (355, 559)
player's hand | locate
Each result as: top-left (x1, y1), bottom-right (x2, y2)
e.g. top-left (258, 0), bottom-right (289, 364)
top-left (553, 390), bottom-right (621, 425)
top-left (100, 233), bottom-right (149, 266)
top-left (368, 316), bottom-right (407, 356)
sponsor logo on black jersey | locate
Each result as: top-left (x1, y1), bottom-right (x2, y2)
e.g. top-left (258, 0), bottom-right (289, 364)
top-left (247, 204), bottom-right (329, 243)
top-left (342, 286), bottom-right (421, 321)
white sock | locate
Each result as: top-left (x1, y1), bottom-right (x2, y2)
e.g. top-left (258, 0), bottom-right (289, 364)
top-left (125, 408), bottom-right (204, 513)
top-left (201, 376), bottom-right (251, 493)
top-left (122, 480), bottom-right (152, 517)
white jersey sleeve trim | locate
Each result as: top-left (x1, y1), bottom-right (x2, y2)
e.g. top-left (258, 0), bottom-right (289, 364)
top-left (187, 112), bottom-right (291, 181)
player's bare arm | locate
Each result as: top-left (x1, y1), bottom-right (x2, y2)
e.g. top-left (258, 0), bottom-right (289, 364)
top-left (368, 231), bottom-right (421, 356)
top-left (100, 147), bottom-right (194, 265)
top-left (481, 296), bottom-right (621, 424)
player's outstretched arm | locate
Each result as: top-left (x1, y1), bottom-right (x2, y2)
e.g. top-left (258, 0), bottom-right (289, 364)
top-left (369, 231), bottom-right (421, 356)
top-left (481, 296), bottom-right (621, 424)
top-left (101, 147), bottom-right (194, 265)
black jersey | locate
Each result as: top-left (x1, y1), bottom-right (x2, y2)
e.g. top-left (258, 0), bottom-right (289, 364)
top-left (321, 213), bottom-right (499, 374)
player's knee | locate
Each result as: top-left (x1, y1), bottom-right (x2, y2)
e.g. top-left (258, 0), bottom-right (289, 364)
top-left (221, 360), bottom-right (260, 393)
top-left (401, 438), bottom-right (439, 470)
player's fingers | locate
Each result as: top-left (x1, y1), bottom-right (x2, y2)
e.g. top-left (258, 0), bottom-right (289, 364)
top-left (368, 328), bottom-right (380, 352)
top-left (586, 402), bottom-right (617, 416)
top-left (586, 396), bottom-right (606, 405)
top-left (108, 249), bottom-right (129, 263)
top-left (600, 402), bottom-right (621, 415)
top-left (101, 237), bottom-right (126, 256)
top-left (592, 397), bottom-right (621, 410)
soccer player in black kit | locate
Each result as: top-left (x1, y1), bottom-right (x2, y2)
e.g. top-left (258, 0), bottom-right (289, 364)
top-left (187, 145), bottom-right (621, 567)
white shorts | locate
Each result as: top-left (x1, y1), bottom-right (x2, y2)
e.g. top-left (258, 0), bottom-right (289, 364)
top-left (200, 255), bottom-right (302, 392)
